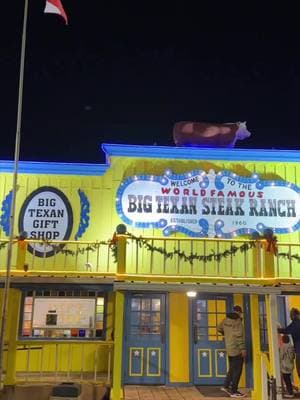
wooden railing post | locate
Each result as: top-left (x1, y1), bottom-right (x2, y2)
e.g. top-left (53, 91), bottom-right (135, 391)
top-left (16, 239), bottom-right (28, 271)
top-left (116, 235), bottom-right (127, 276)
top-left (253, 241), bottom-right (263, 278)
top-left (262, 240), bottom-right (275, 278)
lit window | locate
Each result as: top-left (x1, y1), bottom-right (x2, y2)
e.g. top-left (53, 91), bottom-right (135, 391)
top-left (21, 290), bottom-right (106, 340)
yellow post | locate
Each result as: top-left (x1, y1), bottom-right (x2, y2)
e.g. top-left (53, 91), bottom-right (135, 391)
top-left (106, 292), bottom-right (115, 341)
top-left (265, 294), bottom-right (281, 393)
top-left (233, 294), bottom-right (246, 388)
top-left (16, 240), bottom-right (28, 271)
top-left (111, 291), bottom-right (124, 400)
top-left (116, 235), bottom-right (127, 276)
top-left (4, 288), bottom-right (21, 386)
top-left (250, 294), bottom-right (262, 400)
top-left (262, 240), bottom-right (275, 278)
top-left (253, 241), bottom-right (262, 278)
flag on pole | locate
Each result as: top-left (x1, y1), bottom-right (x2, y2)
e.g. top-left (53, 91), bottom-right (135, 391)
top-left (44, 0), bottom-right (68, 25)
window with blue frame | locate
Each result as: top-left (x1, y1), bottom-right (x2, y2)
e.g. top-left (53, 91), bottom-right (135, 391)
top-left (259, 296), bottom-right (268, 351)
top-left (130, 297), bottom-right (161, 335)
top-left (21, 289), bottom-right (106, 339)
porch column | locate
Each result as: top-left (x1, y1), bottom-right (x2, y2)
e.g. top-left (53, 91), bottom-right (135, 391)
top-left (169, 293), bottom-right (189, 383)
top-left (111, 291), bottom-right (125, 400)
top-left (4, 288), bottom-right (22, 386)
top-left (265, 294), bottom-right (282, 400)
top-left (250, 294), bottom-right (262, 400)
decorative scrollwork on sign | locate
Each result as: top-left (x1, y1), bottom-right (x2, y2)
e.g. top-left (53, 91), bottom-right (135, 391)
top-left (0, 189), bottom-right (13, 236)
top-left (75, 189), bottom-right (90, 240)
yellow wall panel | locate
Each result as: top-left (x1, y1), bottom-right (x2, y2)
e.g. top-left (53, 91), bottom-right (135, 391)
top-left (169, 293), bottom-right (189, 382)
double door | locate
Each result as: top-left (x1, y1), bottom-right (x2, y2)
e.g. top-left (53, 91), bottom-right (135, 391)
top-left (123, 293), bottom-right (166, 384)
top-left (192, 294), bottom-right (233, 385)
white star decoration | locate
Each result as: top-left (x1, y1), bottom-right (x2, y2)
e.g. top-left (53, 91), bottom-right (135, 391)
top-left (202, 352), bottom-right (208, 357)
top-left (219, 352), bottom-right (225, 358)
top-left (151, 351), bottom-right (156, 357)
top-left (133, 350), bottom-right (140, 357)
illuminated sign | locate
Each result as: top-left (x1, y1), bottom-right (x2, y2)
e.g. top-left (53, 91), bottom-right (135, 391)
top-left (19, 186), bottom-right (73, 257)
top-left (116, 169), bottom-right (300, 237)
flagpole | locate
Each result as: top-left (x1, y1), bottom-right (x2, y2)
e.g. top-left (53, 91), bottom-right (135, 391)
top-left (0, 0), bottom-right (29, 388)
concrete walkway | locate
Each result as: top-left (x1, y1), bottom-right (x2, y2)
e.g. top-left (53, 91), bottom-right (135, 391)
top-left (124, 385), bottom-right (251, 399)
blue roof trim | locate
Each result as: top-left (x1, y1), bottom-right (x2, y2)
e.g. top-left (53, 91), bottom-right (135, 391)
top-left (0, 161), bottom-right (108, 176)
top-left (101, 143), bottom-right (300, 163)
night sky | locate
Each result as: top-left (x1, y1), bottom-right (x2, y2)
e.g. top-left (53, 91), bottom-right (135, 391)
top-left (2, 2), bottom-right (300, 164)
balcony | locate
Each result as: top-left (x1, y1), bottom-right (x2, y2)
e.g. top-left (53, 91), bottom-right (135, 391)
top-left (0, 235), bottom-right (299, 285)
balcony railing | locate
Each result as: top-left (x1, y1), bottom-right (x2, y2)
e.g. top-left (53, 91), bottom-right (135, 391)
top-left (0, 238), bottom-right (116, 275)
top-left (0, 236), bottom-right (300, 282)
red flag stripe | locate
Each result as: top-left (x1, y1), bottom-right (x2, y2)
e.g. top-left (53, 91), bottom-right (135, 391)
top-left (44, 0), bottom-right (68, 25)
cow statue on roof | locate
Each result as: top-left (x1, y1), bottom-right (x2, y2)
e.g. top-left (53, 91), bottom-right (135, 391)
top-left (173, 121), bottom-right (251, 148)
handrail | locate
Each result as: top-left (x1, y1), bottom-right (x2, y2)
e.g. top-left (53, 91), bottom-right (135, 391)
top-left (1, 236), bottom-right (299, 247)
top-left (120, 234), bottom-right (264, 243)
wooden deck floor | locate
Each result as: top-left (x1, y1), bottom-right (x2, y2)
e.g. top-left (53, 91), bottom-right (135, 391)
top-left (124, 386), bottom-right (251, 399)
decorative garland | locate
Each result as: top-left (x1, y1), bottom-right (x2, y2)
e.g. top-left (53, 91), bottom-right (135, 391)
top-left (277, 252), bottom-right (300, 263)
top-left (0, 239), bottom-right (111, 259)
top-left (121, 232), bottom-right (257, 265)
top-left (0, 241), bottom-right (7, 250)
top-left (0, 228), bottom-right (299, 267)
top-left (44, 240), bottom-right (110, 257)
top-left (109, 225), bottom-right (297, 266)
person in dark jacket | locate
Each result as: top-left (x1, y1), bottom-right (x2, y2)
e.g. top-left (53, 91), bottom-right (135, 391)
top-left (217, 305), bottom-right (247, 398)
top-left (278, 308), bottom-right (300, 378)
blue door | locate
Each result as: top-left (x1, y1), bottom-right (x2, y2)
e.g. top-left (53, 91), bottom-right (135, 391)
top-left (192, 294), bottom-right (233, 385)
top-left (123, 293), bottom-right (166, 384)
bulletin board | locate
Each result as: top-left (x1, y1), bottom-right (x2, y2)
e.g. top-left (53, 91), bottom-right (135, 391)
top-left (32, 298), bottom-right (96, 329)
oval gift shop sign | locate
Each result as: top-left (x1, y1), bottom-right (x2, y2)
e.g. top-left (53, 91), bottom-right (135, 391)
top-left (19, 186), bottom-right (73, 257)
top-left (116, 169), bottom-right (300, 238)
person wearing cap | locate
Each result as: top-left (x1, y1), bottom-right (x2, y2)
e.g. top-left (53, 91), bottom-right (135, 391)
top-left (217, 305), bottom-right (247, 398)
top-left (278, 308), bottom-right (300, 378)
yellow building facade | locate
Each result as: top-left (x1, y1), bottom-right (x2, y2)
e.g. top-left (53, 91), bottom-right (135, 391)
top-left (1, 144), bottom-right (300, 399)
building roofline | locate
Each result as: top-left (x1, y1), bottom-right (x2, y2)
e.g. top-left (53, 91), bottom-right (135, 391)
top-left (102, 143), bottom-right (300, 163)
top-left (0, 160), bottom-right (108, 175)
top-left (2, 144), bottom-right (300, 175)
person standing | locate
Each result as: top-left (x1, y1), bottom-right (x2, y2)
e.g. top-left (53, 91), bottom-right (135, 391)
top-left (278, 308), bottom-right (300, 378)
top-left (217, 305), bottom-right (247, 398)
top-left (279, 334), bottom-right (295, 398)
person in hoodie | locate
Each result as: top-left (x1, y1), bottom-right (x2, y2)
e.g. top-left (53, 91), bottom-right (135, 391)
top-left (217, 305), bottom-right (247, 398)
top-left (278, 308), bottom-right (300, 378)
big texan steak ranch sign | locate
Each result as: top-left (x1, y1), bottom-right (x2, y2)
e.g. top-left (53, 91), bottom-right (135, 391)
top-left (116, 170), bottom-right (300, 238)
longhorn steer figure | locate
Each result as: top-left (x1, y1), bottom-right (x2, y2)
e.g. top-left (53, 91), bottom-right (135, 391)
top-left (173, 121), bottom-right (251, 148)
